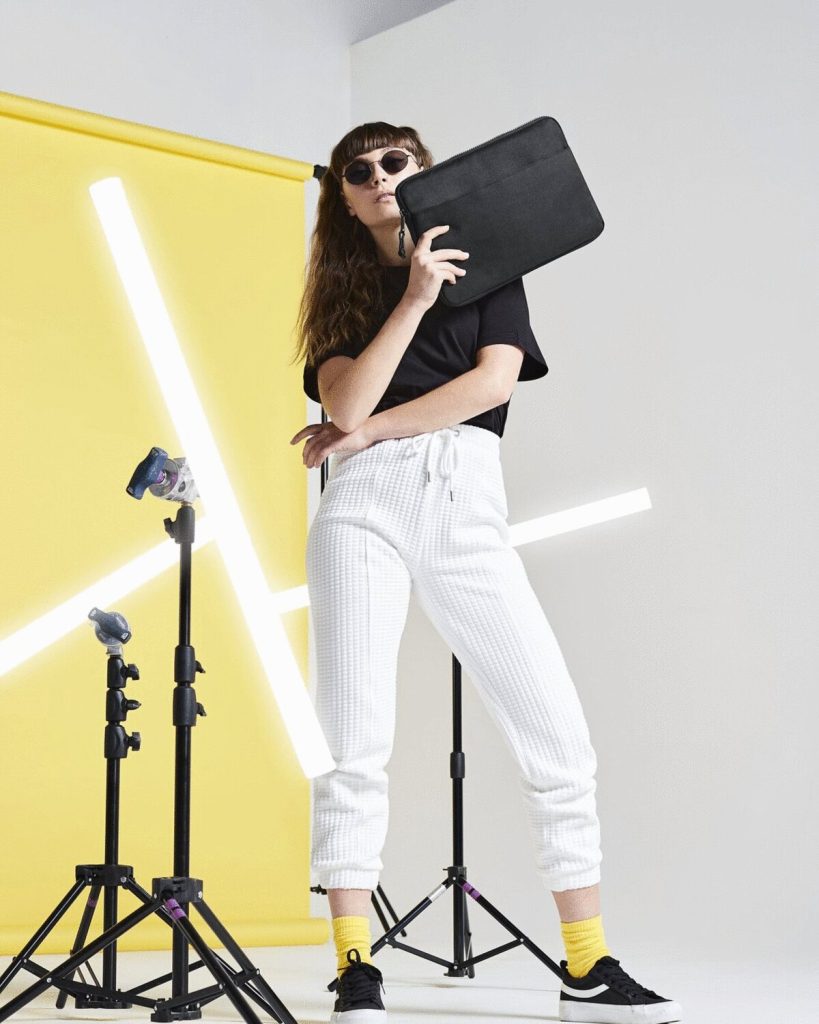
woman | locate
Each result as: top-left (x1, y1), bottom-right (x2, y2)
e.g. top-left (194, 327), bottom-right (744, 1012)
top-left (291, 123), bottom-right (683, 1024)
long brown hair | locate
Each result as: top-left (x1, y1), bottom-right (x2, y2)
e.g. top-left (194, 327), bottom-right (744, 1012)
top-left (290, 122), bottom-right (435, 375)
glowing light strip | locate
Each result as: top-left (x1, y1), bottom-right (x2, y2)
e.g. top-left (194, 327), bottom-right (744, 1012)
top-left (272, 583), bottom-right (310, 614)
top-left (508, 488), bottom-right (652, 547)
top-left (88, 177), bottom-right (334, 779)
top-left (0, 490), bottom-right (651, 678)
top-left (0, 519), bottom-right (214, 676)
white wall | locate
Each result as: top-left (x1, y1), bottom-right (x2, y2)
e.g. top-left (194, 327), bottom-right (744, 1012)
top-left (1, 0), bottom-right (815, 972)
top-left (0, 0), bottom-right (355, 158)
top-left (349, 0), bottom-right (819, 966)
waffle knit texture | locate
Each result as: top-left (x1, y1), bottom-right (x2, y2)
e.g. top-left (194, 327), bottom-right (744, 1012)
top-left (307, 425), bottom-right (603, 893)
top-left (560, 913), bottom-right (611, 978)
top-left (332, 916), bottom-right (373, 978)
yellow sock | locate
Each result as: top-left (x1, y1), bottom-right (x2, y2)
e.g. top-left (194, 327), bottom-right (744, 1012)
top-left (560, 913), bottom-right (612, 978)
top-left (332, 915), bottom-right (373, 978)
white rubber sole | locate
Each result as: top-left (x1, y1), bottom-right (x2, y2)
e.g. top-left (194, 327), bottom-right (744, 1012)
top-left (559, 997), bottom-right (683, 1024)
top-left (329, 1010), bottom-right (387, 1023)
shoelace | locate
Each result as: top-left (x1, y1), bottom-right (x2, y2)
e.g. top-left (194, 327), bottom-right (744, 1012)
top-left (339, 949), bottom-right (385, 1005)
top-left (399, 426), bottom-right (461, 501)
top-left (591, 956), bottom-right (662, 1001)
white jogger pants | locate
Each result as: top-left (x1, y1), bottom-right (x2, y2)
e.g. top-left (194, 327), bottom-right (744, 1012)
top-left (306, 423), bottom-right (603, 893)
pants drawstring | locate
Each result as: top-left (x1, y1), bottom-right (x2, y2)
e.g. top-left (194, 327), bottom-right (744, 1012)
top-left (399, 426), bottom-right (461, 500)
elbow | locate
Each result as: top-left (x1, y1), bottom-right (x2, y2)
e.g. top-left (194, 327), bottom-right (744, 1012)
top-left (330, 413), bottom-right (360, 434)
top-left (492, 380), bottom-right (513, 407)
top-left (323, 391), bottom-right (364, 434)
top-left (477, 366), bottom-right (512, 408)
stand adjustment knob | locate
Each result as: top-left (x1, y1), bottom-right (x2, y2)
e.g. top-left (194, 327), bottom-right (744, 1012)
top-left (195, 660), bottom-right (205, 675)
top-left (123, 663), bottom-right (140, 681)
top-left (125, 698), bottom-right (141, 712)
top-left (196, 703), bottom-right (207, 718)
top-left (128, 732), bottom-right (141, 752)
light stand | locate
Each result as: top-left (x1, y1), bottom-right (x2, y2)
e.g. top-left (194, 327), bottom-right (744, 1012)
top-left (0, 609), bottom-right (143, 1011)
top-left (0, 449), bottom-right (299, 1024)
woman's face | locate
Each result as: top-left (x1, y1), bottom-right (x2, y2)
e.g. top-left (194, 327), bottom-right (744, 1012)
top-left (340, 146), bottom-right (423, 257)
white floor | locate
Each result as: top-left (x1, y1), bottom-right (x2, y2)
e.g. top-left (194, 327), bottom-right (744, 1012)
top-left (0, 941), bottom-right (811, 1024)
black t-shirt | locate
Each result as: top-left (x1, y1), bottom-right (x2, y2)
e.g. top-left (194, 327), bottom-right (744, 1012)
top-left (302, 265), bottom-right (548, 438)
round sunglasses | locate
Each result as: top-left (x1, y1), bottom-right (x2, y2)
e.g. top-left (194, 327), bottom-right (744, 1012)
top-left (342, 149), bottom-right (418, 185)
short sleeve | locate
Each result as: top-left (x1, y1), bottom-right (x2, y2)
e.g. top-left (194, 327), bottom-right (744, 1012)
top-left (303, 340), bottom-right (360, 404)
top-left (475, 277), bottom-right (548, 382)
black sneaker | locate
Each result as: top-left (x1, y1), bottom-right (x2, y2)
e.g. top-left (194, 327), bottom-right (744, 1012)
top-left (330, 948), bottom-right (386, 1023)
top-left (558, 955), bottom-right (683, 1023)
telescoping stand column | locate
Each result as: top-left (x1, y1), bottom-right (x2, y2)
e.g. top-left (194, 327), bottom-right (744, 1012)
top-left (0, 609), bottom-right (143, 1010)
top-left (0, 448), bottom-right (298, 1024)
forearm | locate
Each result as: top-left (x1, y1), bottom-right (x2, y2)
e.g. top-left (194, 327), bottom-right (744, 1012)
top-left (326, 294), bottom-right (428, 433)
top-left (364, 368), bottom-right (503, 443)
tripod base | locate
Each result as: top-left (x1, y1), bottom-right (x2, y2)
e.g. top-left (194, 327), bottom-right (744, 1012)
top-left (151, 1008), bottom-right (205, 1022)
top-left (0, 873), bottom-right (298, 1024)
top-left (77, 995), bottom-right (134, 1009)
top-left (0, 863), bottom-right (140, 1012)
top-left (327, 866), bottom-right (560, 993)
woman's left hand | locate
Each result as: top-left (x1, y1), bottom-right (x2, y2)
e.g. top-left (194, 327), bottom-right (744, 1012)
top-left (290, 420), bottom-right (375, 469)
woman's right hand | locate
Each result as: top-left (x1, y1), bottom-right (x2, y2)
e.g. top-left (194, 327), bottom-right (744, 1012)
top-left (405, 225), bottom-right (469, 310)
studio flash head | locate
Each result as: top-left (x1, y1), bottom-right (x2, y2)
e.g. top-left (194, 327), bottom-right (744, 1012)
top-left (126, 446), bottom-right (199, 503)
top-left (88, 607), bottom-right (132, 652)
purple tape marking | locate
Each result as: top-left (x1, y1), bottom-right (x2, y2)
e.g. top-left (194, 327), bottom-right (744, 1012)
top-left (462, 882), bottom-right (481, 900)
top-left (164, 898), bottom-right (187, 921)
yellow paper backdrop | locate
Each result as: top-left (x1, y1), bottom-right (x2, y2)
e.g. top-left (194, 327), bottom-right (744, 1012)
top-left (0, 91), bottom-right (326, 952)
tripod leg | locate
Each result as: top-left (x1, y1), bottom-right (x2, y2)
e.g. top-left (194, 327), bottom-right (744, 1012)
top-left (456, 878), bottom-right (561, 977)
top-left (370, 890), bottom-right (391, 938)
top-left (0, 897), bottom-right (159, 1021)
top-left (0, 878), bottom-right (87, 996)
top-left (374, 884), bottom-right (408, 938)
top-left (194, 901), bottom-right (297, 1024)
top-left (116, 877), bottom-right (205, 1000)
top-left (328, 878), bottom-right (455, 992)
top-left (158, 903), bottom-right (262, 1024)
top-left (55, 883), bottom-right (102, 1009)
top-left (452, 881), bottom-right (467, 976)
top-left (462, 900), bottom-right (475, 979)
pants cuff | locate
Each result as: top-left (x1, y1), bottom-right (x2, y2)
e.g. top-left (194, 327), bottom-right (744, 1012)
top-left (547, 865), bottom-right (602, 892)
top-left (317, 868), bottom-right (381, 891)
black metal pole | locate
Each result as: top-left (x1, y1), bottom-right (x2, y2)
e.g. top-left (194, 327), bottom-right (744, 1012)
top-left (172, 505), bottom-right (195, 1006)
top-left (102, 755), bottom-right (120, 994)
top-left (57, 649), bottom-right (139, 1010)
top-left (450, 655), bottom-right (467, 974)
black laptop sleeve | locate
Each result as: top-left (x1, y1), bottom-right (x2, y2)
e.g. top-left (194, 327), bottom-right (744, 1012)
top-left (393, 115), bottom-right (604, 307)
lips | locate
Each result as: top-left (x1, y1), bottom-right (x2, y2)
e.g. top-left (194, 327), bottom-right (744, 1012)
top-left (375, 193), bottom-right (395, 202)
